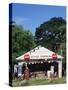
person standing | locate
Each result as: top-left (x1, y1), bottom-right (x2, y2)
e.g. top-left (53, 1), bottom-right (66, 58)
top-left (24, 66), bottom-right (30, 80)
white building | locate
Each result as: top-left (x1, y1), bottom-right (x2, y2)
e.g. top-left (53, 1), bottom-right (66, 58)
top-left (16, 45), bottom-right (64, 78)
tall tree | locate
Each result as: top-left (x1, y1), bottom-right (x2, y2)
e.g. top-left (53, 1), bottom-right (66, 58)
top-left (35, 17), bottom-right (66, 52)
top-left (11, 22), bottom-right (36, 64)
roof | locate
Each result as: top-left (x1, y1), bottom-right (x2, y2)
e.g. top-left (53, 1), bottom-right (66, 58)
top-left (16, 45), bottom-right (64, 61)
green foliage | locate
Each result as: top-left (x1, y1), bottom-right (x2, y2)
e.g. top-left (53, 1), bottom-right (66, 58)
top-left (35, 17), bottom-right (66, 51)
top-left (11, 23), bottom-right (36, 63)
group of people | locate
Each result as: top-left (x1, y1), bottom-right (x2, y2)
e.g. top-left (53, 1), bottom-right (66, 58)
top-left (13, 63), bottom-right (30, 80)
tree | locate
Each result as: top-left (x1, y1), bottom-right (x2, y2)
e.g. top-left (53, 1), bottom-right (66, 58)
top-left (35, 17), bottom-right (66, 52)
top-left (11, 22), bottom-right (36, 63)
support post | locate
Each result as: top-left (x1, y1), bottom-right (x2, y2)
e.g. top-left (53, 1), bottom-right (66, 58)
top-left (58, 60), bottom-right (62, 78)
top-left (18, 62), bottom-right (23, 77)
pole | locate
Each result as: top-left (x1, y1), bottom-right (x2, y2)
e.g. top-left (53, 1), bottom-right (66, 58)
top-left (58, 48), bottom-right (62, 78)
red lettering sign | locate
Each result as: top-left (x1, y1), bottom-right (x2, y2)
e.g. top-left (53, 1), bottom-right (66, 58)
top-left (24, 54), bottom-right (30, 61)
top-left (52, 53), bottom-right (57, 59)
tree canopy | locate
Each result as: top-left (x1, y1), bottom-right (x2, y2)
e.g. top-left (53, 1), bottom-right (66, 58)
top-left (11, 22), bottom-right (36, 63)
top-left (35, 17), bottom-right (66, 52)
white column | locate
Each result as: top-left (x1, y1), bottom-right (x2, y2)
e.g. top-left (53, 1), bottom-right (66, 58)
top-left (58, 60), bottom-right (62, 78)
top-left (18, 62), bottom-right (23, 77)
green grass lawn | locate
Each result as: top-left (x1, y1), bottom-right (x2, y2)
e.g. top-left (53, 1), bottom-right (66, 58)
top-left (12, 77), bottom-right (66, 87)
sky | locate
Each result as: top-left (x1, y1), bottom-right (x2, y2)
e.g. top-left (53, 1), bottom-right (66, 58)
top-left (11, 3), bottom-right (66, 35)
